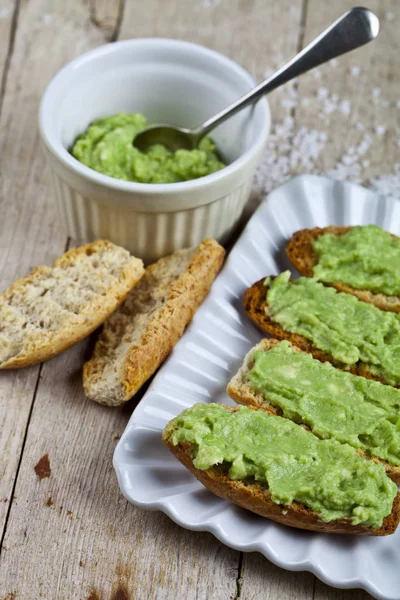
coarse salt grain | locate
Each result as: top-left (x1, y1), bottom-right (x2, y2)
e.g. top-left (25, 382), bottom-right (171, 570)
top-left (252, 68), bottom-right (397, 201)
top-left (339, 100), bottom-right (351, 116)
top-left (369, 165), bottom-right (400, 201)
top-left (375, 125), bottom-right (387, 136)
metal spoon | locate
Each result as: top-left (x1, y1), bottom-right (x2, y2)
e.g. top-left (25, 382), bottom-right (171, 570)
top-left (133, 7), bottom-right (379, 153)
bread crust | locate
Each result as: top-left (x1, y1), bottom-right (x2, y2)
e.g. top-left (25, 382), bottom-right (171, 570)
top-left (83, 239), bottom-right (225, 406)
top-left (244, 277), bottom-right (395, 386)
top-left (163, 406), bottom-right (400, 536)
top-left (286, 226), bottom-right (400, 312)
top-left (0, 240), bottom-right (144, 369)
top-left (227, 338), bottom-right (400, 483)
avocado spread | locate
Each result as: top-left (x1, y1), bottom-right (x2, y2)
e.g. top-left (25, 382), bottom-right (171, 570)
top-left (247, 341), bottom-right (400, 464)
top-left (166, 403), bottom-right (397, 527)
top-left (71, 113), bottom-right (225, 183)
top-left (313, 225), bottom-right (400, 296)
top-left (266, 272), bottom-right (400, 385)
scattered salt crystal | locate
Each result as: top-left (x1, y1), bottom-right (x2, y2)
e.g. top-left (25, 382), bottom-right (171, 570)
top-left (0, 8), bottom-right (9, 18)
top-left (342, 154), bottom-right (356, 166)
top-left (323, 98), bottom-right (337, 114)
top-left (41, 13), bottom-right (53, 24)
top-left (280, 98), bottom-right (297, 110)
top-left (312, 69), bottom-right (322, 80)
top-left (386, 11), bottom-right (394, 21)
top-left (291, 128), bottom-right (327, 170)
top-left (327, 162), bottom-right (362, 183)
top-left (330, 59), bottom-right (338, 68)
top-left (202, 0), bottom-right (222, 7)
top-left (317, 87), bottom-right (329, 100)
top-left (375, 125), bottom-right (386, 136)
top-left (358, 133), bottom-right (372, 155)
top-left (339, 99), bottom-right (351, 115)
top-left (369, 164), bottom-right (400, 201)
top-left (253, 73), bottom-right (396, 201)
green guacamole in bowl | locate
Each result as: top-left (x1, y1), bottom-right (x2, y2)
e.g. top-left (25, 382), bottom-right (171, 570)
top-left (71, 113), bottom-right (226, 184)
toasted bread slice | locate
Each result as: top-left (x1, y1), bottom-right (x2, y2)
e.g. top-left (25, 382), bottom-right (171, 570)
top-left (286, 226), bottom-right (400, 312)
top-left (227, 338), bottom-right (400, 483)
top-left (0, 240), bottom-right (144, 369)
top-left (243, 277), bottom-right (394, 386)
top-left (83, 239), bottom-right (225, 406)
top-left (163, 404), bottom-right (400, 535)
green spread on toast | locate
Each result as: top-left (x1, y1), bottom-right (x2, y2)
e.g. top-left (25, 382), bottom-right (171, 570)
top-left (166, 403), bottom-right (397, 528)
top-left (247, 341), bottom-right (400, 465)
top-left (312, 225), bottom-right (400, 296)
top-left (265, 272), bottom-right (400, 385)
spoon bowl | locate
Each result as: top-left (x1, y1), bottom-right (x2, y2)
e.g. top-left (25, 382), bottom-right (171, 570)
top-left (134, 125), bottom-right (198, 152)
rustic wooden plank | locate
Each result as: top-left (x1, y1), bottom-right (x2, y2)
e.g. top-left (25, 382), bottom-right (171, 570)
top-left (0, 0), bottom-right (112, 549)
top-left (240, 553), bottom-right (314, 600)
top-left (291, 0), bottom-right (400, 188)
top-left (0, 337), bottom-right (239, 599)
top-left (0, 1), bottom-right (310, 598)
top-left (90, 0), bottom-right (123, 41)
top-left (0, 0), bottom-right (19, 111)
top-left (1, 0), bottom-right (396, 598)
top-left (314, 581), bottom-right (373, 600)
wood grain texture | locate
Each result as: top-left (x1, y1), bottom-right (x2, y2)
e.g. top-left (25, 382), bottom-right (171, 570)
top-left (0, 0), bottom-right (19, 114)
top-left (240, 552), bottom-right (314, 600)
top-left (293, 0), bottom-right (400, 184)
top-left (314, 581), bottom-right (373, 600)
top-left (90, 0), bottom-right (124, 40)
top-left (0, 0), bottom-right (399, 598)
top-left (0, 338), bottom-right (238, 599)
top-left (0, 0), bottom-right (116, 566)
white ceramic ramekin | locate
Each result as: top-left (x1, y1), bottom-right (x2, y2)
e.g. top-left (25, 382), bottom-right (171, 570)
top-left (39, 39), bottom-right (270, 263)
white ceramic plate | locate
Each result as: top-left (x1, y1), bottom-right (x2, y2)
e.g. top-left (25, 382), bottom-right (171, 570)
top-left (114, 175), bottom-right (400, 600)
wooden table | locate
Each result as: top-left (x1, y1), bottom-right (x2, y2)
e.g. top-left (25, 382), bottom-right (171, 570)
top-left (0, 1), bottom-right (398, 598)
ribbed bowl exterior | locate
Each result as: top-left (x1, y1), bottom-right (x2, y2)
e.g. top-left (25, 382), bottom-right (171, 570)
top-left (50, 170), bottom-right (254, 263)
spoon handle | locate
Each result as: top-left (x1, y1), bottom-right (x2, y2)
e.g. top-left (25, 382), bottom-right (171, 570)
top-left (195, 7), bottom-right (379, 140)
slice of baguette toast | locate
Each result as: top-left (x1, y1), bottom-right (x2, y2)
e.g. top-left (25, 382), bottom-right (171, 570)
top-left (227, 338), bottom-right (400, 483)
top-left (163, 404), bottom-right (400, 535)
top-left (83, 238), bottom-right (225, 406)
top-left (0, 240), bottom-right (144, 369)
top-left (243, 277), bottom-right (394, 387)
top-left (286, 226), bottom-right (400, 312)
